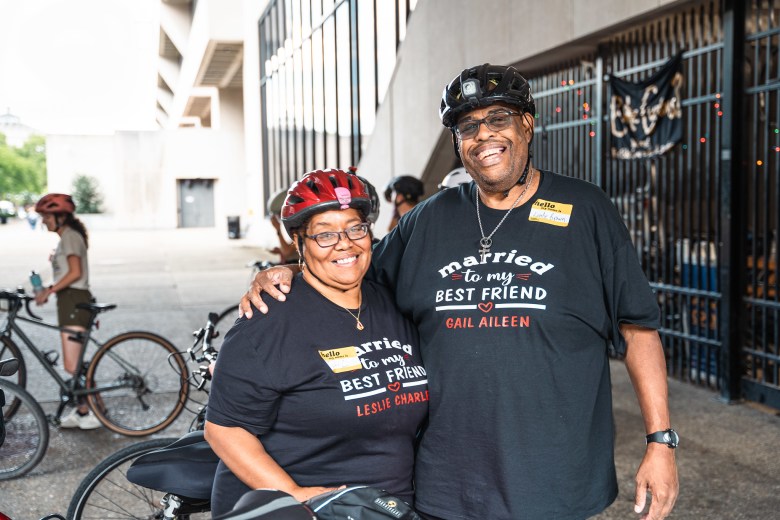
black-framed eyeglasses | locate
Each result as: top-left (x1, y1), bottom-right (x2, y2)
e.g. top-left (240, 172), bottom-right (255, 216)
top-left (453, 110), bottom-right (522, 140)
top-left (305, 223), bottom-right (370, 247)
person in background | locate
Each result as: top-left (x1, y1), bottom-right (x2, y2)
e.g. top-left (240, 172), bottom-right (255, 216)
top-left (205, 169), bottom-right (427, 515)
top-left (34, 193), bottom-right (100, 430)
top-left (239, 63), bottom-right (678, 520)
top-left (266, 188), bottom-right (300, 264)
top-left (24, 203), bottom-right (39, 230)
top-left (384, 175), bottom-right (424, 231)
top-left (437, 166), bottom-right (471, 191)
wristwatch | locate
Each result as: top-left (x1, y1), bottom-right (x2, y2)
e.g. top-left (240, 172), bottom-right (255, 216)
top-left (646, 428), bottom-right (679, 448)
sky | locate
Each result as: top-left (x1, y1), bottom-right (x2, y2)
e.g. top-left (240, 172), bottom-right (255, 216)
top-left (0, 0), bottom-right (160, 135)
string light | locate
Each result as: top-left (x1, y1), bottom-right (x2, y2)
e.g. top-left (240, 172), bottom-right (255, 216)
top-left (700, 137), bottom-right (707, 143)
top-left (757, 160), bottom-right (763, 166)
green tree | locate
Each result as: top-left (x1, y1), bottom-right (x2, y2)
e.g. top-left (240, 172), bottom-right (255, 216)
top-left (71, 174), bottom-right (104, 213)
top-left (0, 133), bottom-right (46, 198)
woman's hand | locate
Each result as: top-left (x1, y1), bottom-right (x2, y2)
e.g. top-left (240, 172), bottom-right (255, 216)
top-left (291, 484), bottom-right (346, 503)
top-left (34, 287), bottom-right (52, 306)
top-left (238, 265), bottom-right (296, 318)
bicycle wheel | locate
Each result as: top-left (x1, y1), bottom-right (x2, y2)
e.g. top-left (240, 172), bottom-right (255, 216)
top-left (85, 331), bottom-right (189, 436)
top-left (0, 379), bottom-right (49, 480)
top-left (67, 437), bottom-right (202, 520)
top-left (214, 304), bottom-right (238, 330)
top-left (0, 336), bottom-right (26, 419)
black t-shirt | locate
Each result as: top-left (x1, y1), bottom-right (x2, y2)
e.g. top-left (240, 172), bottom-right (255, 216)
top-left (207, 275), bottom-right (428, 516)
top-left (370, 171), bottom-right (660, 520)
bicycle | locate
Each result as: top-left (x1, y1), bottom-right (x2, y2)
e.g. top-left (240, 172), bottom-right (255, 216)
top-left (213, 259), bottom-right (274, 331)
top-left (0, 287), bottom-right (189, 437)
top-left (67, 312), bottom-right (221, 519)
top-left (0, 358), bottom-right (50, 480)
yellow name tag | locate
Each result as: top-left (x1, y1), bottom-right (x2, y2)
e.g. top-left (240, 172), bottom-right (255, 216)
top-left (529, 199), bottom-right (573, 227)
top-left (319, 346), bottom-right (362, 373)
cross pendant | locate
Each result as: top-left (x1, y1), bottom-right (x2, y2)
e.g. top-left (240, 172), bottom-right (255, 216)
top-left (479, 237), bottom-right (492, 262)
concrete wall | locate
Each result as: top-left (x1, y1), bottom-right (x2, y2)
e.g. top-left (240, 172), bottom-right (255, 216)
top-left (47, 125), bottom-right (245, 231)
top-left (357, 0), bottom-right (683, 235)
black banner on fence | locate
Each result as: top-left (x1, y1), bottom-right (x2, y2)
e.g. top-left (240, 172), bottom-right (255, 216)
top-left (610, 53), bottom-right (684, 159)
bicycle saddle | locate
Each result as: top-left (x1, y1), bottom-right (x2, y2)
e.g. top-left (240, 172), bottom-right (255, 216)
top-left (75, 302), bottom-right (117, 313)
top-left (127, 430), bottom-right (219, 500)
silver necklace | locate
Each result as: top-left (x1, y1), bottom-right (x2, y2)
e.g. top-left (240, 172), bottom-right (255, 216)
top-left (476, 169), bottom-right (535, 262)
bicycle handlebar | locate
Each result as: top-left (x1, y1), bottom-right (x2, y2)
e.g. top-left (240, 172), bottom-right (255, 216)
top-left (0, 287), bottom-right (43, 321)
top-left (187, 312), bottom-right (221, 390)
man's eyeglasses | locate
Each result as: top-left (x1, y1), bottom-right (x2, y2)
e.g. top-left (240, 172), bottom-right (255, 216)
top-left (453, 110), bottom-right (522, 140)
top-left (305, 223), bottom-right (370, 247)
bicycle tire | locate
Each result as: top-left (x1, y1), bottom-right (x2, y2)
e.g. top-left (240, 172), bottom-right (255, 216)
top-left (0, 378), bottom-right (49, 480)
top-left (0, 336), bottom-right (26, 419)
top-left (214, 304), bottom-right (238, 330)
top-left (66, 437), bottom-right (184, 520)
top-left (85, 331), bottom-right (189, 436)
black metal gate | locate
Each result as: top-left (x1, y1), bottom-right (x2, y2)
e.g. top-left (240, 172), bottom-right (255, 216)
top-left (529, 0), bottom-right (780, 409)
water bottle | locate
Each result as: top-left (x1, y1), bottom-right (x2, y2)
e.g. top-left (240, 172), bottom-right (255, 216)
top-left (30, 270), bottom-right (44, 295)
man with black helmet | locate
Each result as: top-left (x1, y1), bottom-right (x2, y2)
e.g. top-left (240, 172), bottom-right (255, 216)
top-left (384, 175), bottom-right (425, 230)
top-left (240, 63), bottom-right (678, 520)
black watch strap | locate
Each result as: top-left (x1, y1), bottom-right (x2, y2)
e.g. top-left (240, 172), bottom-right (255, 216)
top-left (646, 428), bottom-right (679, 448)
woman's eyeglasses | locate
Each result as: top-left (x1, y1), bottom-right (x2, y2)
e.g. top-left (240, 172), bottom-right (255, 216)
top-left (305, 223), bottom-right (370, 247)
top-left (453, 110), bottom-right (522, 140)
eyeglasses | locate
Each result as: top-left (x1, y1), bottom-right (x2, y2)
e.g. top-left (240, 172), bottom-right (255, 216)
top-left (305, 223), bottom-right (370, 247)
top-left (453, 110), bottom-right (522, 140)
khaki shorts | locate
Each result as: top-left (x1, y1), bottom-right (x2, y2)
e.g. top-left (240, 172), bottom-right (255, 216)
top-left (56, 288), bottom-right (94, 328)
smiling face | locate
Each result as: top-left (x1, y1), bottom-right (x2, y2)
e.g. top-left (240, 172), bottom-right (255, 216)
top-left (456, 103), bottom-right (534, 195)
top-left (296, 208), bottom-right (372, 295)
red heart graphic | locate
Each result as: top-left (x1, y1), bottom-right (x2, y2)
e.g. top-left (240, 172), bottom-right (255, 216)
top-left (388, 382), bottom-right (401, 392)
top-left (478, 302), bottom-right (494, 313)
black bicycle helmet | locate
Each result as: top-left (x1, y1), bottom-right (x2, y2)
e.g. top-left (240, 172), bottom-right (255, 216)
top-left (439, 64), bottom-right (535, 128)
top-left (383, 175), bottom-right (424, 203)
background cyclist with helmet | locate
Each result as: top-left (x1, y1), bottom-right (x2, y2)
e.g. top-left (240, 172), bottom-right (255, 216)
top-left (241, 64), bottom-right (678, 520)
top-left (34, 193), bottom-right (100, 430)
top-left (266, 188), bottom-right (299, 264)
top-left (384, 175), bottom-right (424, 231)
top-left (205, 169), bottom-right (427, 516)
top-left (437, 167), bottom-right (471, 191)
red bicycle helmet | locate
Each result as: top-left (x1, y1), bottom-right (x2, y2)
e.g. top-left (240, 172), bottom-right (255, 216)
top-left (281, 169), bottom-right (372, 234)
top-left (35, 193), bottom-right (76, 214)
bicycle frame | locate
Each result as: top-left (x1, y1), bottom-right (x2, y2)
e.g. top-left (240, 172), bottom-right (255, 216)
top-left (1, 296), bottom-right (112, 415)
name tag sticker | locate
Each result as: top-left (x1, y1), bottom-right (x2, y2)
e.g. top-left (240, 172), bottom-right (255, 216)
top-left (319, 346), bottom-right (362, 373)
top-left (529, 199), bottom-right (573, 227)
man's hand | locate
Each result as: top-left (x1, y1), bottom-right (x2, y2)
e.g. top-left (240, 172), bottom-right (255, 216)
top-left (238, 265), bottom-right (295, 318)
top-left (634, 443), bottom-right (679, 519)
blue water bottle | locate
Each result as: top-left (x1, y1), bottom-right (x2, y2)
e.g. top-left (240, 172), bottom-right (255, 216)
top-left (30, 270), bottom-right (44, 295)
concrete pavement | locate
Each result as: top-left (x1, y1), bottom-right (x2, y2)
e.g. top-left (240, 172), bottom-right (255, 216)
top-left (0, 217), bottom-right (778, 519)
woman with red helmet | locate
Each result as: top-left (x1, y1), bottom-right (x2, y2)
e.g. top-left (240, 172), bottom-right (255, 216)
top-left (204, 169), bottom-right (427, 516)
top-left (34, 193), bottom-right (100, 430)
